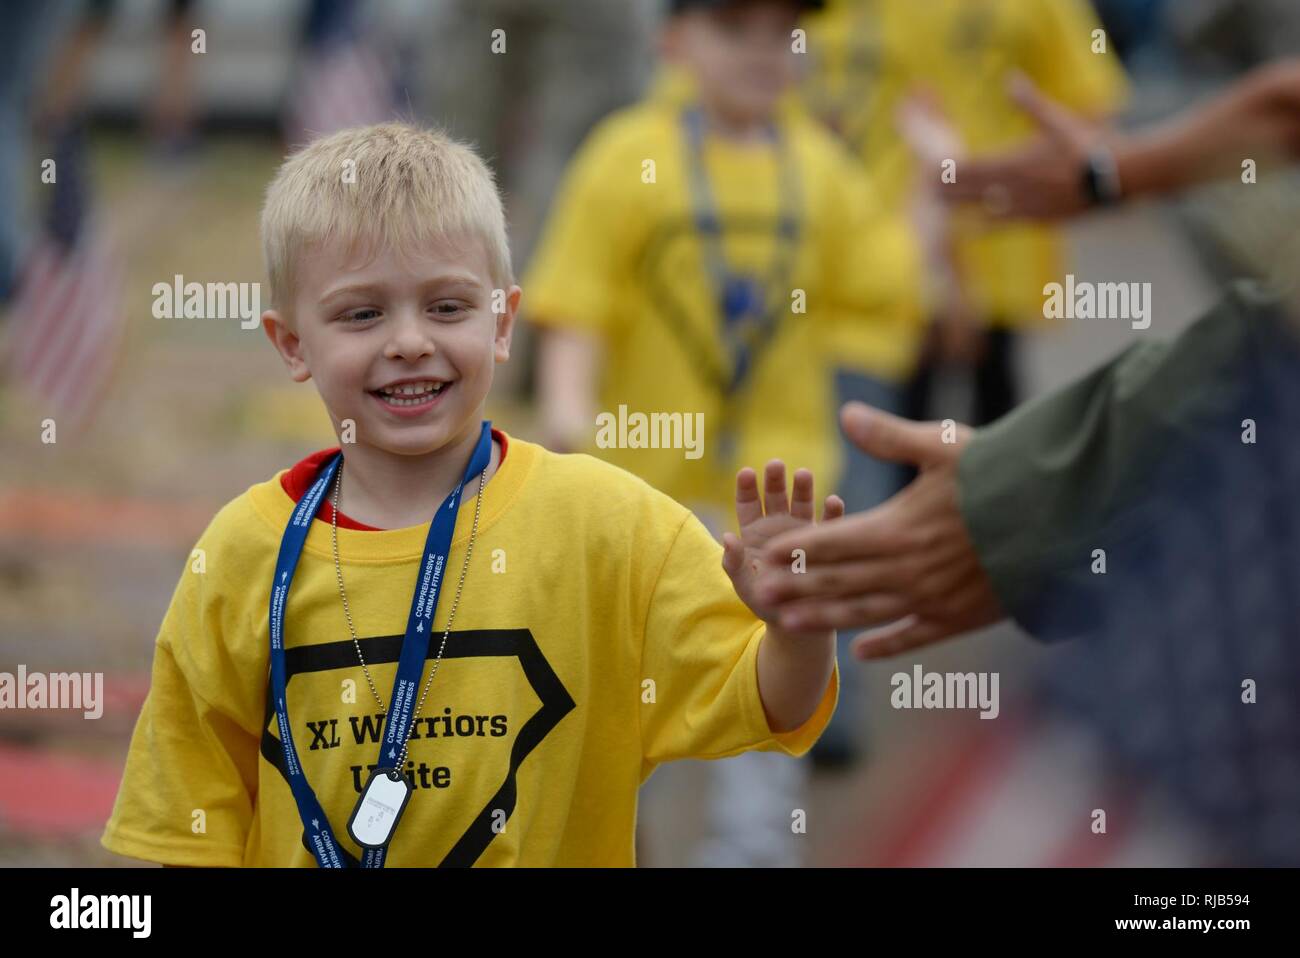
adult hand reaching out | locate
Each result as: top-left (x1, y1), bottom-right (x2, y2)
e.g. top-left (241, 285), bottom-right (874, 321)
top-left (755, 403), bottom-right (1004, 659)
top-left (945, 61), bottom-right (1300, 222)
top-left (942, 74), bottom-right (1111, 220)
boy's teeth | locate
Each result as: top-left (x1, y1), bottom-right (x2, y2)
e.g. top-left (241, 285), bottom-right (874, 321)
top-left (378, 381), bottom-right (444, 398)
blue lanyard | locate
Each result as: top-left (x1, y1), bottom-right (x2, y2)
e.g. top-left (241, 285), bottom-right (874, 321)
top-left (268, 421), bottom-right (494, 868)
top-left (680, 105), bottom-right (801, 396)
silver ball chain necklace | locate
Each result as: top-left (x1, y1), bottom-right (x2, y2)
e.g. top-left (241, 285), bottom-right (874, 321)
top-left (329, 455), bottom-right (487, 775)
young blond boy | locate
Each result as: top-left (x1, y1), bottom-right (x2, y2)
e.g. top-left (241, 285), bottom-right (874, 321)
top-left (99, 122), bottom-right (840, 867)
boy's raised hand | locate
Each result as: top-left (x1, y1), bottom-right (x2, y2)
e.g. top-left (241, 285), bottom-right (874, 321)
top-left (722, 461), bottom-right (844, 631)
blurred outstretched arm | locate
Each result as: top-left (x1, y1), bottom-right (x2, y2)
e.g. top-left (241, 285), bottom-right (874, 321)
top-left (944, 59), bottom-right (1300, 220)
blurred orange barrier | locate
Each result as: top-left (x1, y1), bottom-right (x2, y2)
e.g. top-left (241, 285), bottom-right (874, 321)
top-left (0, 489), bottom-right (217, 548)
top-left (0, 742), bottom-right (121, 836)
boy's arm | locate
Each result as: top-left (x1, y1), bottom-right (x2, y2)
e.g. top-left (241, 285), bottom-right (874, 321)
top-left (755, 623), bottom-right (837, 734)
top-left (535, 327), bottom-right (600, 454)
top-left (523, 115), bottom-right (640, 451)
top-left (893, 100), bottom-right (982, 366)
top-left (103, 638), bottom-right (258, 866)
top-left (102, 537), bottom-right (260, 866)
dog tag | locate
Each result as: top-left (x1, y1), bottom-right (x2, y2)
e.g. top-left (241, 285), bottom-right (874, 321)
top-left (347, 768), bottom-right (413, 849)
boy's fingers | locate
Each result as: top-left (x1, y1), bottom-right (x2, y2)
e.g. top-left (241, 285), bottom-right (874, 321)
top-left (790, 469), bottom-right (814, 521)
top-left (763, 460), bottom-right (789, 516)
top-left (720, 532), bottom-right (744, 576)
top-left (734, 467), bottom-right (763, 527)
top-left (822, 494), bottom-right (845, 521)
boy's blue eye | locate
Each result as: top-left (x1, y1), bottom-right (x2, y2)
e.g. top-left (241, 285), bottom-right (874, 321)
top-left (431, 302), bottom-right (466, 317)
top-left (344, 309), bottom-right (380, 323)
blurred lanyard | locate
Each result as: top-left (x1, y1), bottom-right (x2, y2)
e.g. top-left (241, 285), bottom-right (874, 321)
top-left (681, 106), bottom-right (802, 455)
top-left (267, 421), bottom-right (493, 868)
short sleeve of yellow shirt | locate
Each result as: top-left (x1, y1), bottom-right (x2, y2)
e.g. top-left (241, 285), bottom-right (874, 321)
top-left (103, 515), bottom-right (265, 866)
top-left (639, 509), bottom-right (839, 772)
top-left (1021, 0), bottom-right (1129, 113)
top-left (524, 114), bottom-right (646, 335)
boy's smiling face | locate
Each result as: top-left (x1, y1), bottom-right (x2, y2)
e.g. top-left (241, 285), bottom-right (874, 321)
top-left (262, 233), bottom-right (520, 458)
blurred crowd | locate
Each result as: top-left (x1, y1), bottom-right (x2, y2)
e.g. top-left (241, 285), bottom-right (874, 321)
top-left (2, 0), bottom-right (1297, 867)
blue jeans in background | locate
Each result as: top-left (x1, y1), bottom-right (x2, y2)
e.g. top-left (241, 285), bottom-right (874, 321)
top-left (815, 369), bottom-right (907, 764)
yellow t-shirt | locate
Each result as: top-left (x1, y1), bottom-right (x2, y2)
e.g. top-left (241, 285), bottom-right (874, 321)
top-left (100, 433), bottom-right (837, 867)
top-left (523, 91), bottom-right (922, 515)
top-left (804, 0), bottom-right (1129, 326)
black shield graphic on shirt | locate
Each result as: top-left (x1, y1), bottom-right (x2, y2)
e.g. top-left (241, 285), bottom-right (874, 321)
top-left (260, 628), bottom-right (574, 867)
top-left (637, 213), bottom-right (803, 396)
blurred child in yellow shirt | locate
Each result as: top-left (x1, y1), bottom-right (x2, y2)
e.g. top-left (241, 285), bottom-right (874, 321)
top-left (804, 0), bottom-right (1128, 424)
top-left (528, 0), bottom-right (922, 519)
top-left (526, 0), bottom-right (922, 863)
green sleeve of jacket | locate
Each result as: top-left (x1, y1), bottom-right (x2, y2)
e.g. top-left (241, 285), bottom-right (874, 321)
top-left (956, 281), bottom-right (1282, 619)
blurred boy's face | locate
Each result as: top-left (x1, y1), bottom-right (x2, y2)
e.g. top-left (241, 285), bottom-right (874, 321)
top-left (665, 2), bottom-right (802, 125)
top-left (262, 236), bottom-right (518, 459)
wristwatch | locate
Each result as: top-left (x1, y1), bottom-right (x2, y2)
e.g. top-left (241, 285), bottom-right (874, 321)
top-left (1082, 146), bottom-right (1124, 207)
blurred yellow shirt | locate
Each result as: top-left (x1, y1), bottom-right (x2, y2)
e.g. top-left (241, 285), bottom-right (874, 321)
top-left (804, 0), bottom-right (1129, 326)
top-left (524, 84), bottom-right (922, 515)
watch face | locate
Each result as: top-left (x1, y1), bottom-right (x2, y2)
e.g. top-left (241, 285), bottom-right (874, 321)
top-left (1085, 151), bottom-right (1122, 206)
top-left (1082, 159), bottom-right (1102, 207)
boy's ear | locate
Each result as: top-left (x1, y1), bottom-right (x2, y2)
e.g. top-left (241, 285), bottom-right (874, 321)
top-left (493, 285), bottom-right (523, 363)
top-left (262, 309), bottom-right (312, 383)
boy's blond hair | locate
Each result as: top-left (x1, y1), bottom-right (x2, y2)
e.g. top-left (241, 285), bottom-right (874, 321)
top-left (261, 122), bottom-right (512, 318)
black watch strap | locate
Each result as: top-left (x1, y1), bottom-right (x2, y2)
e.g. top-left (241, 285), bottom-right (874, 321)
top-left (1082, 147), bottom-right (1123, 207)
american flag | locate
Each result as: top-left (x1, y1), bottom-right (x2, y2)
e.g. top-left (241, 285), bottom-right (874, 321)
top-left (2, 122), bottom-right (126, 433)
top-left (285, 40), bottom-right (400, 147)
top-left (5, 232), bottom-right (125, 432)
